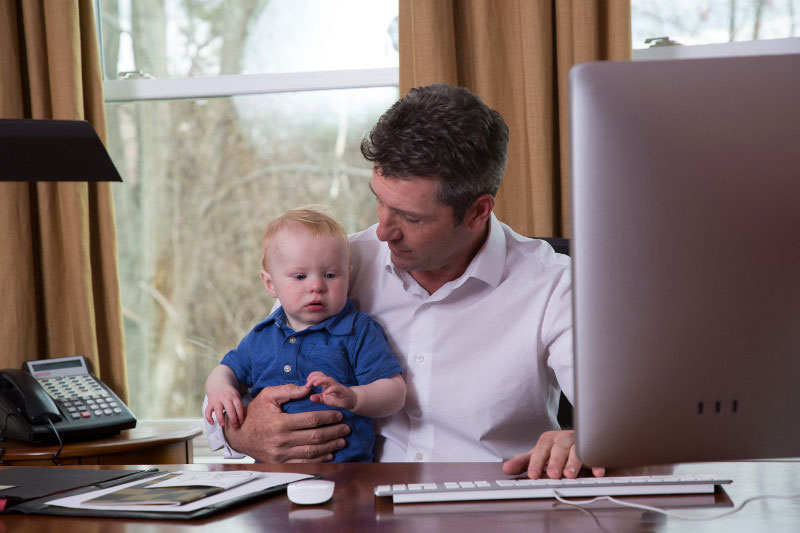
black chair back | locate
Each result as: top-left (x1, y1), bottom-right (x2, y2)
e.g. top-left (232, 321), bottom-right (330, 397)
top-left (534, 237), bottom-right (572, 429)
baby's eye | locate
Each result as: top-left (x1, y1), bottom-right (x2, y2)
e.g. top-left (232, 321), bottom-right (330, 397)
top-left (325, 272), bottom-right (338, 279)
top-left (294, 274), bottom-right (306, 280)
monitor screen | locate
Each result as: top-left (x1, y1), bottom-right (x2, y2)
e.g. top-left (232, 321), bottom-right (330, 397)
top-left (570, 53), bottom-right (800, 467)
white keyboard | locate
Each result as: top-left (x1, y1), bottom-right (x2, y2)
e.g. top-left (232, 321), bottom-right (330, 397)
top-left (374, 474), bottom-right (732, 503)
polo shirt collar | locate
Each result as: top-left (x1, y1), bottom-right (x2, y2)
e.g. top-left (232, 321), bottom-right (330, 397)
top-left (254, 299), bottom-right (357, 335)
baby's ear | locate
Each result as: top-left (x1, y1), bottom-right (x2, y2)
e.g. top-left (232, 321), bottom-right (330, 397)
top-left (261, 270), bottom-right (278, 298)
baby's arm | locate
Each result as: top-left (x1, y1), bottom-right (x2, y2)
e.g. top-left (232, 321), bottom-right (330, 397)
top-left (205, 365), bottom-right (246, 428)
top-left (306, 371), bottom-right (406, 418)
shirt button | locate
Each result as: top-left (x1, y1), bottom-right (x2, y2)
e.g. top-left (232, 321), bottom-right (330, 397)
top-left (288, 337), bottom-right (296, 344)
top-left (414, 452), bottom-right (424, 461)
top-left (283, 365), bottom-right (292, 373)
top-left (415, 354), bottom-right (425, 363)
top-left (412, 409), bottom-right (422, 417)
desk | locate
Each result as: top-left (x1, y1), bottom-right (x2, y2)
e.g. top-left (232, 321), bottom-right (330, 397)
top-left (2, 461), bottom-right (800, 531)
top-left (0, 421), bottom-right (202, 465)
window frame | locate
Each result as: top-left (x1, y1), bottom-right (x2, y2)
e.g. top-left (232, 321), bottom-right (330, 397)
top-left (633, 36), bottom-right (800, 60)
top-left (103, 67), bottom-right (399, 102)
top-left (100, 34), bottom-right (398, 465)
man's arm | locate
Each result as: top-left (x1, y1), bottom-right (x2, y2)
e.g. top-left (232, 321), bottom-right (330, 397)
top-left (221, 383), bottom-right (351, 463)
top-left (501, 257), bottom-right (604, 479)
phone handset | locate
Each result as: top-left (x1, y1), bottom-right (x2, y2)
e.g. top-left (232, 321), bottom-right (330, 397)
top-left (0, 369), bottom-right (62, 424)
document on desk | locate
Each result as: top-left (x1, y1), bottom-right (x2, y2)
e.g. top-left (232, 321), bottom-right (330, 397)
top-left (45, 471), bottom-right (313, 513)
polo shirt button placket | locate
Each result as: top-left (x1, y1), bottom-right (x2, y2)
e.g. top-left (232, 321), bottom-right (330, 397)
top-left (284, 335), bottom-right (298, 378)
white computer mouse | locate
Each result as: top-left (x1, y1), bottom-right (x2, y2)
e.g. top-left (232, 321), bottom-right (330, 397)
top-left (286, 479), bottom-right (335, 505)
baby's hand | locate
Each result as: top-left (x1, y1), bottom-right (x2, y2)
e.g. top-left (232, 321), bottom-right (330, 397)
top-left (306, 371), bottom-right (356, 410)
top-left (205, 387), bottom-right (245, 428)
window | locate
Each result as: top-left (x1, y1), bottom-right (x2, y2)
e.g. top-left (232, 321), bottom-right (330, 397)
top-left (97, 0), bottom-right (399, 422)
top-left (632, 0), bottom-right (799, 47)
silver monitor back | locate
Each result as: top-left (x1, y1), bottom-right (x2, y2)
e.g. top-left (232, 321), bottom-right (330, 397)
top-left (570, 53), bottom-right (800, 467)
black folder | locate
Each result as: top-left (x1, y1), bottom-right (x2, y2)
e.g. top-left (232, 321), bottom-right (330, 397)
top-left (0, 467), bottom-right (151, 508)
top-left (0, 467), bottom-right (315, 520)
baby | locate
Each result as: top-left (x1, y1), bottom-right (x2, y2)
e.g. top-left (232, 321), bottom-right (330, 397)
top-left (204, 206), bottom-right (405, 461)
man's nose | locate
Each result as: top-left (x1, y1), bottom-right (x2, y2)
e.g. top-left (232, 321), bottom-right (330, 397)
top-left (376, 207), bottom-right (400, 242)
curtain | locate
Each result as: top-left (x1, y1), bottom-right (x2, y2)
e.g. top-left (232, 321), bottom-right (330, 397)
top-left (399, 0), bottom-right (632, 237)
top-left (0, 1), bottom-right (128, 401)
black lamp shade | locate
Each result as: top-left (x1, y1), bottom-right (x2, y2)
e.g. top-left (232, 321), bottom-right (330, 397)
top-left (0, 119), bottom-right (122, 182)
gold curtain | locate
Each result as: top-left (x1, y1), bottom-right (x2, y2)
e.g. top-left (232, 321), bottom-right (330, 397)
top-left (399, 0), bottom-right (632, 237)
top-left (0, 1), bottom-right (128, 401)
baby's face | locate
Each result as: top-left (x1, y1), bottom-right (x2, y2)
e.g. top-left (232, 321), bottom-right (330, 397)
top-left (262, 228), bottom-right (350, 332)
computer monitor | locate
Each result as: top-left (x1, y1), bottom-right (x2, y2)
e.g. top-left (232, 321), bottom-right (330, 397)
top-left (570, 53), bottom-right (800, 467)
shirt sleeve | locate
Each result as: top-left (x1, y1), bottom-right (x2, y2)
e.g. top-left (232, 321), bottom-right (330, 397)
top-left (350, 316), bottom-right (403, 385)
top-left (544, 266), bottom-right (575, 404)
top-left (219, 330), bottom-right (256, 388)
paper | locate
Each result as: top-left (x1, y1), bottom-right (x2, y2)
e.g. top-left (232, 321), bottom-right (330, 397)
top-left (83, 474), bottom-right (225, 506)
top-left (82, 472), bottom-right (265, 506)
top-left (148, 471), bottom-right (262, 490)
top-left (46, 471), bottom-right (313, 513)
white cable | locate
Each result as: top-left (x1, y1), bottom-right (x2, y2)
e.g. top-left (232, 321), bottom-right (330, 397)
top-left (552, 489), bottom-right (800, 521)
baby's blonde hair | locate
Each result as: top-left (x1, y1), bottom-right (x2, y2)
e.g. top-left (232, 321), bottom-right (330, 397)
top-left (261, 206), bottom-right (349, 272)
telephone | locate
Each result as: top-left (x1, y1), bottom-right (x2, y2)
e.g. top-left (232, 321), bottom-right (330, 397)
top-left (0, 355), bottom-right (136, 444)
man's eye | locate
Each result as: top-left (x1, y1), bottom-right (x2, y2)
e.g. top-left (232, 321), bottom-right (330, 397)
top-left (403, 216), bottom-right (421, 224)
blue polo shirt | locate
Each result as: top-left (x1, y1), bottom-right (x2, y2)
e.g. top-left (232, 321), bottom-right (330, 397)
top-left (220, 299), bottom-right (402, 462)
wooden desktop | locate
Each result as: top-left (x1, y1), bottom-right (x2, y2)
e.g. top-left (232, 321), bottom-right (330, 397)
top-left (2, 460), bottom-right (800, 531)
top-left (0, 420), bottom-right (202, 465)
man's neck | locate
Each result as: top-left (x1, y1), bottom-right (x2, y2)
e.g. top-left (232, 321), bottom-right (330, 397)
top-left (408, 224), bottom-right (490, 295)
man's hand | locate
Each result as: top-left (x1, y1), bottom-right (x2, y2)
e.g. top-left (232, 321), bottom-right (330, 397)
top-left (501, 430), bottom-right (605, 479)
top-left (223, 383), bottom-right (350, 463)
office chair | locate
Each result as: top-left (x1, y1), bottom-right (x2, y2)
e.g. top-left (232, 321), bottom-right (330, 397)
top-left (536, 237), bottom-right (573, 429)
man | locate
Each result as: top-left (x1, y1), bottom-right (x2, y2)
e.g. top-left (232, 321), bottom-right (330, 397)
top-left (206, 83), bottom-right (603, 480)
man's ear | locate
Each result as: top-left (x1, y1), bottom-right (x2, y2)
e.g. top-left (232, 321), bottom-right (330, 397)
top-left (261, 270), bottom-right (278, 298)
top-left (466, 194), bottom-right (495, 231)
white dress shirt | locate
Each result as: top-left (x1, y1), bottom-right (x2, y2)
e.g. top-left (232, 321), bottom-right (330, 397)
top-left (205, 214), bottom-right (573, 462)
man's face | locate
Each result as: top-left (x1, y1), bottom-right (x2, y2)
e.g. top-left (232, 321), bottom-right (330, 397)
top-left (261, 228), bottom-right (350, 332)
top-left (369, 167), bottom-right (474, 275)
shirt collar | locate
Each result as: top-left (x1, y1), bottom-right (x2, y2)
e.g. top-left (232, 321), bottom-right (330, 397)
top-left (255, 299), bottom-right (357, 335)
top-left (461, 213), bottom-right (506, 288)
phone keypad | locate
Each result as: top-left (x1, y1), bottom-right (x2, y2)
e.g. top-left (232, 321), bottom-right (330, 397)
top-left (39, 375), bottom-right (124, 420)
